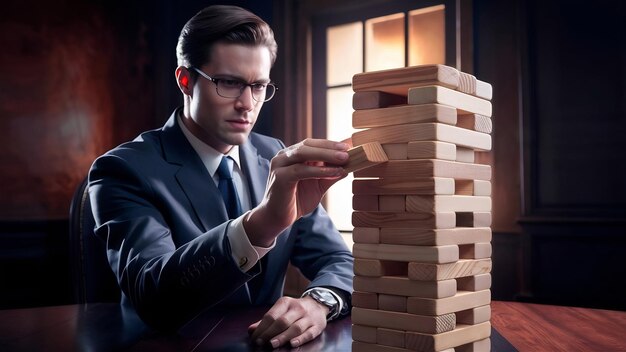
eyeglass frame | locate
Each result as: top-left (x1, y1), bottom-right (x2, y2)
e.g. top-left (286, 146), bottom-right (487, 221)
top-left (191, 67), bottom-right (277, 102)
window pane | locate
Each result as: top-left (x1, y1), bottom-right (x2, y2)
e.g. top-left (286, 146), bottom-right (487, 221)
top-left (365, 13), bottom-right (405, 72)
top-left (325, 86), bottom-right (358, 232)
top-left (409, 5), bottom-right (445, 66)
top-left (327, 22), bottom-right (363, 86)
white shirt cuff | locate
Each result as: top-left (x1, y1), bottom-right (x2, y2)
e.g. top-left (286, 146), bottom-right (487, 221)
top-left (227, 211), bottom-right (276, 272)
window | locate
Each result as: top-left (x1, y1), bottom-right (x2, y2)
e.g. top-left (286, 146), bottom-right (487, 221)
top-left (317, 4), bottom-right (449, 234)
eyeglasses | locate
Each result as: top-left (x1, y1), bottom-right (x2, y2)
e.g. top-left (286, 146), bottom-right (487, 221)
top-left (192, 67), bottom-right (277, 102)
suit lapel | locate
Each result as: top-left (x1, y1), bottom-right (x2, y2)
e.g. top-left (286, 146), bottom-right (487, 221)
top-left (160, 111), bottom-right (229, 231)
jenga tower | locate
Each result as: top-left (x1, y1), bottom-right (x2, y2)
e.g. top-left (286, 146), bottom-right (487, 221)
top-left (349, 65), bottom-right (493, 352)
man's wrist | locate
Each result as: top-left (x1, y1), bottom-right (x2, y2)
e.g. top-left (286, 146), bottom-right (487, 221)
top-left (302, 288), bottom-right (341, 321)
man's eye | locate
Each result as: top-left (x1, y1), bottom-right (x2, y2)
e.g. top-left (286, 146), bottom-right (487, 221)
top-left (251, 83), bottom-right (267, 91)
top-left (221, 80), bottom-right (242, 88)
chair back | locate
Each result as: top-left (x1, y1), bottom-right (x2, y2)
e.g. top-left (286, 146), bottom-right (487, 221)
top-left (69, 177), bottom-right (120, 303)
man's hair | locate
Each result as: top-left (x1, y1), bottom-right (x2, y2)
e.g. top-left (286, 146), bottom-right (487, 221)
top-left (176, 5), bottom-right (277, 69)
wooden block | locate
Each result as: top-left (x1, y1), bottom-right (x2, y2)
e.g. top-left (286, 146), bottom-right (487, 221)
top-left (353, 195), bottom-right (379, 211)
top-left (352, 103), bottom-right (457, 128)
top-left (345, 142), bottom-right (388, 173)
top-left (380, 227), bottom-right (492, 246)
top-left (353, 324), bottom-right (378, 343)
top-left (354, 159), bottom-right (492, 181)
top-left (377, 327), bottom-right (406, 348)
top-left (379, 195), bottom-right (406, 212)
top-left (456, 337), bottom-right (491, 352)
top-left (407, 290), bottom-right (492, 316)
top-left (353, 177), bottom-right (455, 195)
top-left (352, 211), bottom-right (456, 229)
top-left (382, 143), bottom-right (409, 159)
top-left (457, 114), bottom-right (493, 134)
top-left (459, 243), bottom-right (492, 259)
top-left (354, 258), bottom-right (408, 277)
top-left (352, 91), bottom-right (407, 110)
top-left (352, 291), bottom-right (378, 309)
top-left (352, 307), bottom-right (456, 334)
top-left (455, 147), bottom-right (475, 163)
top-left (455, 180), bottom-right (492, 196)
top-left (353, 341), bottom-right (444, 352)
top-left (352, 64), bottom-right (460, 95)
top-left (353, 243), bottom-right (459, 264)
top-left (404, 322), bottom-right (491, 352)
top-left (475, 80), bottom-right (493, 100)
top-left (458, 71), bottom-right (477, 96)
top-left (353, 227), bottom-right (379, 244)
top-left (456, 212), bottom-right (492, 227)
top-left (408, 141), bottom-right (457, 160)
top-left (378, 294), bottom-right (408, 312)
top-left (456, 305), bottom-right (491, 325)
top-left (408, 259), bottom-right (492, 281)
top-left (354, 276), bottom-right (457, 298)
top-left (406, 195), bottom-right (492, 213)
top-left (457, 274), bottom-right (492, 291)
top-left (352, 123), bottom-right (491, 151)
top-left (408, 85), bottom-right (492, 116)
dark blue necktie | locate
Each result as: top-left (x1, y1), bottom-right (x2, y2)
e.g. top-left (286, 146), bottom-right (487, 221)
top-left (216, 156), bottom-right (242, 219)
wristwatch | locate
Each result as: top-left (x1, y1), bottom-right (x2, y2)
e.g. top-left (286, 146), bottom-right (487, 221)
top-left (303, 288), bottom-right (339, 321)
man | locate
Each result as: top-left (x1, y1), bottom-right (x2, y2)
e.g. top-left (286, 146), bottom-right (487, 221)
top-left (88, 4), bottom-right (353, 349)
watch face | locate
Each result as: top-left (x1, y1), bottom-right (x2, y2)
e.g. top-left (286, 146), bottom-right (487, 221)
top-left (316, 290), bottom-right (337, 304)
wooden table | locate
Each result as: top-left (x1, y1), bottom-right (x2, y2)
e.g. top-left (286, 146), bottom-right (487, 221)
top-left (0, 301), bottom-right (624, 351)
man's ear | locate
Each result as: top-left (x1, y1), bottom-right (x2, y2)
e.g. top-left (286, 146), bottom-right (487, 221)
top-left (175, 66), bottom-right (193, 96)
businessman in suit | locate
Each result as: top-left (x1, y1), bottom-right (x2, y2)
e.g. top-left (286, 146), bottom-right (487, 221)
top-left (88, 4), bottom-right (353, 349)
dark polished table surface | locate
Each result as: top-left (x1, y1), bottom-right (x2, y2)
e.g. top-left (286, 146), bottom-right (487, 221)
top-left (0, 301), bottom-right (624, 351)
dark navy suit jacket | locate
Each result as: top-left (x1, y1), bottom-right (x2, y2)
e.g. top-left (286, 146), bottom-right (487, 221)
top-left (88, 110), bottom-right (353, 329)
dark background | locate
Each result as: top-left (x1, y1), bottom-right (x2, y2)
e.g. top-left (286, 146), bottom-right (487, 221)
top-left (1, 0), bottom-right (624, 311)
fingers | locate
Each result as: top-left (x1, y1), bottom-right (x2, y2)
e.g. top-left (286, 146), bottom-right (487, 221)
top-left (273, 139), bottom-right (349, 169)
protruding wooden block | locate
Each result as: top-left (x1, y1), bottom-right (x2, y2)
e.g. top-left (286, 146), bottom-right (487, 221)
top-left (353, 341), bottom-right (455, 352)
top-left (354, 159), bottom-right (492, 181)
top-left (407, 290), bottom-right (492, 316)
top-left (352, 291), bottom-right (379, 309)
top-left (354, 276), bottom-right (457, 298)
top-left (352, 307), bottom-right (456, 334)
top-left (352, 123), bottom-right (492, 151)
top-left (353, 227), bottom-right (380, 244)
top-left (456, 305), bottom-right (491, 325)
top-left (380, 227), bottom-right (492, 246)
top-left (456, 337), bottom-right (491, 352)
top-left (353, 324), bottom-right (378, 343)
top-left (406, 195), bottom-right (492, 213)
top-left (459, 243), bottom-right (492, 259)
top-left (353, 103), bottom-right (457, 128)
top-left (457, 114), bottom-right (493, 134)
top-left (352, 91), bottom-right (407, 110)
top-left (404, 322), bottom-right (492, 352)
top-left (377, 327), bottom-right (406, 348)
top-left (353, 177), bottom-right (455, 196)
top-left (408, 85), bottom-right (492, 116)
top-left (353, 243), bottom-right (459, 264)
top-left (378, 294), bottom-right (408, 312)
top-left (455, 147), bottom-right (475, 163)
top-left (456, 212), bottom-right (492, 227)
top-left (345, 142), bottom-right (388, 173)
top-left (352, 64), bottom-right (460, 95)
top-left (352, 211), bottom-right (456, 229)
top-left (408, 259), bottom-right (492, 281)
top-left (457, 274), bottom-right (492, 291)
top-left (455, 180), bottom-right (492, 196)
top-left (354, 258), bottom-right (408, 277)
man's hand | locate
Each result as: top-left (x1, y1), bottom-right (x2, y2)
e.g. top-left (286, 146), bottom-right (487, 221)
top-left (248, 296), bottom-right (329, 348)
top-left (244, 138), bottom-right (349, 247)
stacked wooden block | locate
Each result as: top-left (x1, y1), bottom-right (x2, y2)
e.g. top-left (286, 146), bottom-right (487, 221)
top-left (349, 65), bottom-right (493, 352)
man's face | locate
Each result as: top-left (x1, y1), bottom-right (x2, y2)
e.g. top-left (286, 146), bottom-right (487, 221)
top-left (189, 43), bottom-right (272, 153)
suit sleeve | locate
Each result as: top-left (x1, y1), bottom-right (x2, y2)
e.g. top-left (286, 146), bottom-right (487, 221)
top-left (89, 152), bottom-right (259, 330)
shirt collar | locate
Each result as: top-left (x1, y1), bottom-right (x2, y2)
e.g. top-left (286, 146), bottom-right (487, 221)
top-left (177, 114), bottom-right (241, 178)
